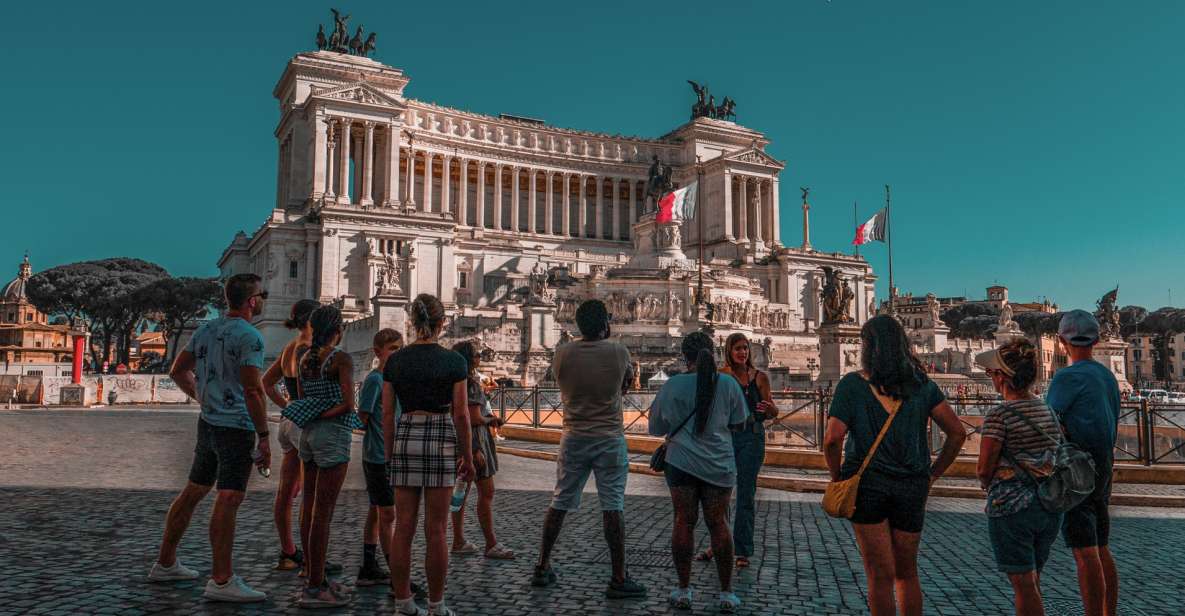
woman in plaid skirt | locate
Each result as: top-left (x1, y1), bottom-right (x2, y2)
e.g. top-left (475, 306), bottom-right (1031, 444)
top-left (382, 294), bottom-right (476, 616)
top-left (448, 341), bottom-right (515, 561)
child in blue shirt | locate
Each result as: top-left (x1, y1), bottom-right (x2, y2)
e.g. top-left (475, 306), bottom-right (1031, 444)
top-left (357, 328), bottom-right (403, 586)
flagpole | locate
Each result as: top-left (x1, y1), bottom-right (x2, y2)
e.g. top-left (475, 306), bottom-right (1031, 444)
top-left (853, 201), bottom-right (859, 257)
top-left (696, 155), bottom-right (704, 306)
top-left (885, 184), bottom-right (894, 315)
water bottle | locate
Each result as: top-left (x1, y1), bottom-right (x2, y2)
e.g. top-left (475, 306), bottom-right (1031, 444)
top-left (449, 481), bottom-right (468, 512)
top-left (252, 447), bottom-right (271, 478)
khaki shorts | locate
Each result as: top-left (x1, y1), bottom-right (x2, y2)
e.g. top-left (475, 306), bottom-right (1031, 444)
top-left (277, 418), bottom-right (302, 453)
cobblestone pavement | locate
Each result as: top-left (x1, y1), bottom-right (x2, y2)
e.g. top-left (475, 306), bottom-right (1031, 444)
top-left (1, 408), bottom-right (1181, 615)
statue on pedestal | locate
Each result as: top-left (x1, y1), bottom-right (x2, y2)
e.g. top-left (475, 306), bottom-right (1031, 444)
top-left (1095, 287), bottom-right (1121, 340)
top-left (376, 253), bottom-right (401, 296)
top-left (644, 155), bottom-right (674, 212)
top-left (998, 302), bottom-right (1018, 331)
top-left (317, 10), bottom-right (377, 57)
top-left (820, 267), bottom-right (854, 325)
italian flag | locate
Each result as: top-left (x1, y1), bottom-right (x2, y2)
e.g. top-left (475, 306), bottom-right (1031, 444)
top-left (656, 182), bottom-right (698, 223)
top-left (853, 208), bottom-right (887, 245)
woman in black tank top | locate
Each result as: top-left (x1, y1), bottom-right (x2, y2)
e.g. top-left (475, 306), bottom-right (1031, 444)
top-left (261, 299), bottom-right (319, 571)
top-left (697, 333), bottom-right (778, 569)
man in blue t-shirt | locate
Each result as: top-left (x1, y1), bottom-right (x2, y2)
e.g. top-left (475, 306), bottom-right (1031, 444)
top-left (1045, 309), bottom-right (1121, 616)
top-left (146, 274), bottom-right (271, 603)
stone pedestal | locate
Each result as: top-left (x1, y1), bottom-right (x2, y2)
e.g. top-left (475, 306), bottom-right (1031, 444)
top-left (1093, 337), bottom-right (1130, 388)
top-left (524, 303), bottom-right (557, 351)
top-left (372, 294), bottom-right (409, 339)
top-left (626, 213), bottom-right (688, 270)
top-left (817, 322), bottom-right (862, 385)
top-left (995, 324), bottom-right (1024, 346)
top-left (59, 384), bottom-right (86, 407)
top-left (922, 324), bottom-right (951, 353)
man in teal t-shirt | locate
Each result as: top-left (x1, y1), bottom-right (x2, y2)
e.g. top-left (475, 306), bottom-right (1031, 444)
top-left (147, 274), bottom-right (271, 603)
top-left (355, 328), bottom-right (403, 586)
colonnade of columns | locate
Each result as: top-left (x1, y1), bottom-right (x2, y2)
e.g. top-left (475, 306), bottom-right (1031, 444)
top-left (725, 173), bottom-right (780, 249)
top-left (314, 117), bottom-right (644, 241)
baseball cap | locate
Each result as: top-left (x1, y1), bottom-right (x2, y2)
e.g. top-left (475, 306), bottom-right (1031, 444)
top-left (1058, 309), bottom-right (1100, 347)
top-left (975, 348), bottom-right (1014, 376)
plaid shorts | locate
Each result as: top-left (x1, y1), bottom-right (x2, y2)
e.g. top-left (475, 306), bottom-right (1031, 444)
top-left (389, 413), bottom-right (457, 488)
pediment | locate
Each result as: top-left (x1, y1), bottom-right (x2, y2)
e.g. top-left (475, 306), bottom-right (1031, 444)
top-left (723, 148), bottom-right (784, 169)
top-left (310, 82), bottom-right (401, 108)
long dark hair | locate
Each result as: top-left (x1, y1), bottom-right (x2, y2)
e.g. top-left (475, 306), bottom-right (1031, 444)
top-left (302, 305), bottom-right (342, 378)
top-left (452, 340), bottom-right (479, 380)
top-left (860, 315), bottom-right (926, 400)
top-left (284, 299), bottom-right (320, 330)
top-left (681, 331), bottom-right (717, 435)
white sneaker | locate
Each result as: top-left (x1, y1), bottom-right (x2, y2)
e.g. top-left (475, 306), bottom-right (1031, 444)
top-left (147, 559), bottom-right (199, 582)
top-left (203, 575), bottom-right (267, 602)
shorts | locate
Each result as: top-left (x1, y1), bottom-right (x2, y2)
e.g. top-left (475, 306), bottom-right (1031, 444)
top-left (363, 461), bottom-right (395, 507)
top-left (277, 418), bottom-right (301, 453)
top-left (188, 417), bottom-right (255, 492)
top-left (988, 500), bottom-right (1063, 574)
top-left (664, 463), bottom-right (730, 491)
top-left (550, 434), bottom-right (629, 512)
top-left (1062, 472), bottom-right (1112, 549)
top-left (473, 424), bottom-right (499, 480)
top-left (298, 417), bottom-right (352, 468)
top-left (850, 471), bottom-right (929, 533)
top-left (389, 413), bottom-right (458, 488)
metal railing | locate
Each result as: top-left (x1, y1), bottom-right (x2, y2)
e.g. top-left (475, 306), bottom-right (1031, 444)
top-left (489, 388), bottom-right (1185, 466)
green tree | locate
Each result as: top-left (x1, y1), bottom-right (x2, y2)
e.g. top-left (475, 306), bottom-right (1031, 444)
top-left (941, 303), bottom-right (999, 339)
top-left (133, 276), bottom-right (224, 364)
top-left (26, 258), bottom-right (167, 371)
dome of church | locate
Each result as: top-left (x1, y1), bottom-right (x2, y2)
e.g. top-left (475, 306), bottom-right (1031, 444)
top-left (2, 254), bottom-right (32, 301)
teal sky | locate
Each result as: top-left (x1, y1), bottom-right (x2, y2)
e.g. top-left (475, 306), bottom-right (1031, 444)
top-left (2, 1), bottom-right (1182, 311)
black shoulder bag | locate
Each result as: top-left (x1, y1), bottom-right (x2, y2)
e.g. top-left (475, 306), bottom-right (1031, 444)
top-left (649, 407), bottom-right (696, 472)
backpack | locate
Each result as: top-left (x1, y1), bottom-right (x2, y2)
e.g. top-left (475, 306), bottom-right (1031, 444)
top-left (999, 402), bottom-right (1096, 514)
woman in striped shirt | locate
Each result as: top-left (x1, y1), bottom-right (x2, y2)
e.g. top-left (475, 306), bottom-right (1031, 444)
top-left (975, 339), bottom-right (1065, 616)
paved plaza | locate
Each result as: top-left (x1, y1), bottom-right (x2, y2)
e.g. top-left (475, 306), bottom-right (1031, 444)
top-left (1, 408), bottom-right (1181, 615)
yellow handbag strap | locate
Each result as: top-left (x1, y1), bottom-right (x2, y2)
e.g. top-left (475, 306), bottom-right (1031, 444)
top-left (853, 382), bottom-right (904, 478)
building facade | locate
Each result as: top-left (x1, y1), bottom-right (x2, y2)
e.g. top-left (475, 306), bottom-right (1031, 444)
top-left (0, 255), bottom-right (77, 376)
top-left (218, 50), bottom-right (876, 383)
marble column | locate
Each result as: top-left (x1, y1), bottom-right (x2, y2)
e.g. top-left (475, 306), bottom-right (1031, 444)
top-left (511, 166), bottom-right (520, 231)
top-left (544, 171), bottom-right (554, 234)
top-left (562, 173), bottom-right (571, 236)
top-left (753, 179), bottom-right (763, 247)
top-left (305, 238), bottom-right (318, 298)
top-left (441, 156), bottom-right (451, 216)
top-left (384, 124), bottom-right (399, 206)
top-left (529, 169), bottom-right (538, 233)
top-left (337, 119), bottom-right (352, 203)
top-left (627, 180), bottom-right (636, 240)
top-left (404, 142), bottom-right (416, 209)
top-left (424, 153), bottom-right (434, 213)
top-left (324, 121), bottom-right (337, 199)
top-left (611, 178), bottom-right (621, 240)
top-left (351, 131), bottom-right (363, 203)
top-left (493, 164), bottom-right (503, 230)
top-left (361, 122), bottom-right (375, 206)
top-left (737, 176), bottom-right (749, 241)
top-left (722, 170), bottom-right (733, 240)
top-left (579, 175), bottom-right (588, 238)
top-left (313, 113), bottom-right (328, 199)
top-left (594, 176), bottom-right (603, 239)
top-left (476, 162), bottom-right (486, 228)
top-left (457, 158), bottom-right (468, 225)
top-left (770, 177), bottom-right (781, 246)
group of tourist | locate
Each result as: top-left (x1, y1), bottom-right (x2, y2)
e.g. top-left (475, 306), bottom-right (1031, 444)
top-left (144, 274), bottom-right (1121, 616)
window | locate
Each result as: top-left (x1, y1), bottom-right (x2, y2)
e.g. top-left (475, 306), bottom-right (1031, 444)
top-left (5, 313), bottom-right (12, 322)
top-left (25, 313), bottom-right (32, 321)
top-left (289, 260), bottom-right (299, 279)
top-left (34, 341), bottom-right (42, 348)
top-left (1134, 350), bottom-right (1142, 360)
top-left (458, 272), bottom-right (469, 289)
top-left (26, 369), bottom-right (42, 376)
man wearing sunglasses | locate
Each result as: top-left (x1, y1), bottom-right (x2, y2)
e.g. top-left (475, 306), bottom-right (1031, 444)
top-left (147, 274), bottom-right (272, 602)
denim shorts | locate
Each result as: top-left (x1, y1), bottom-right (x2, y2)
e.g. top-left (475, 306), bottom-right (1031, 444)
top-left (298, 417), bottom-right (352, 468)
top-left (550, 434), bottom-right (629, 511)
top-left (988, 499), bottom-right (1063, 574)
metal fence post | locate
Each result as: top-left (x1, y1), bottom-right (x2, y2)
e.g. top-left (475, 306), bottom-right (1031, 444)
top-left (1140, 399), bottom-right (1153, 466)
top-left (532, 385), bottom-right (540, 428)
top-left (815, 388), bottom-right (826, 452)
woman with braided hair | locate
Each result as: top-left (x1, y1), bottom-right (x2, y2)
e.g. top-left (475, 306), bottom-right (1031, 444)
top-left (382, 293), bottom-right (475, 616)
top-left (281, 305), bottom-right (359, 608)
